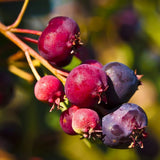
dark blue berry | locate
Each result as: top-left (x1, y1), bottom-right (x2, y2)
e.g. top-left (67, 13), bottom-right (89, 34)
top-left (102, 103), bottom-right (148, 149)
top-left (103, 62), bottom-right (141, 108)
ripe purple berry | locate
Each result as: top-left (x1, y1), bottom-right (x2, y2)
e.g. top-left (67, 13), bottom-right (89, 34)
top-left (72, 108), bottom-right (102, 138)
top-left (59, 105), bottom-right (79, 135)
top-left (102, 103), bottom-right (148, 149)
top-left (34, 75), bottom-right (64, 111)
top-left (65, 64), bottom-right (108, 108)
top-left (103, 62), bottom-right (141, 107)
top-left (38, 16), bottom-right (81, 67)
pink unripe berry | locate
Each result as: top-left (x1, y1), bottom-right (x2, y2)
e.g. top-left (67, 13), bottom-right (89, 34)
top-left (34, 75), bottom-right (64, 111)
top-left (72, 108), bottom-right (101, 138)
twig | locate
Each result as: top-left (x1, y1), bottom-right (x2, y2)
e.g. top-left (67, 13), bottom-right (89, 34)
top-left (17, 35), bottom-right (38, 44)
top-left (24, 50), bottom-right (41, 81)
top-left (7, 0), bottom-right (29, 29)
top-left (0, 22), bottom-right (66, 84)
top-left (10, 28), bottom-right (42, 36)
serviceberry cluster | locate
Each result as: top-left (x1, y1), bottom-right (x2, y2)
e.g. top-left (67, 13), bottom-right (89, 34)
top-left (33, 16), bottom-right (148, 149)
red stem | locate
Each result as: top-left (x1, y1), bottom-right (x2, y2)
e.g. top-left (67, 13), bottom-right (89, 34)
top-left (0, 22), bottom-right (67, 84)
top-left (10, 28), bottom-right (42, 36)
top-left (17, 35), bottom-right (38, 44)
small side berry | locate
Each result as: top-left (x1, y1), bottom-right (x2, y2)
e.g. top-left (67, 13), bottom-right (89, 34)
top-left (60, 105), bottom-right (79, 135)
top-left (34, 75), bottom-right (64, 111)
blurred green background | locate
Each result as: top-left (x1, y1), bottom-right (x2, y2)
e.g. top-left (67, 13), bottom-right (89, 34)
top-left (0, 0), bottom-right (160, 159)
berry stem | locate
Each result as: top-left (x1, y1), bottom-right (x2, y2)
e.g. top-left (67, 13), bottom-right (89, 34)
top-left (49, 104), bottom-right (55, 112)
top-left (55, 68), bottom-right (69, 77)
top-left (10, 28), bottom-right (42, 36)
top-left (24, 50), bottom-right (41, 81)
top-left (0, 22), bottom-right (66, 84)
top-left (7, 0), bottom-right (29, 30)
top-left (18, 35), bottom-right (38, 44)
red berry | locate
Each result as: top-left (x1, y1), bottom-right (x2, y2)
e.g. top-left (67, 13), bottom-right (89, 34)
top-left (38, 16), bottom-right (80, 67)
top-left (72, 108), bottom-right (102, 138)
top-left (59, 105), bottom-right (79, 135)
top-left (65, 64), bottom-right (108, 108)
top-left (34, 75), bottom-right (64, 111)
